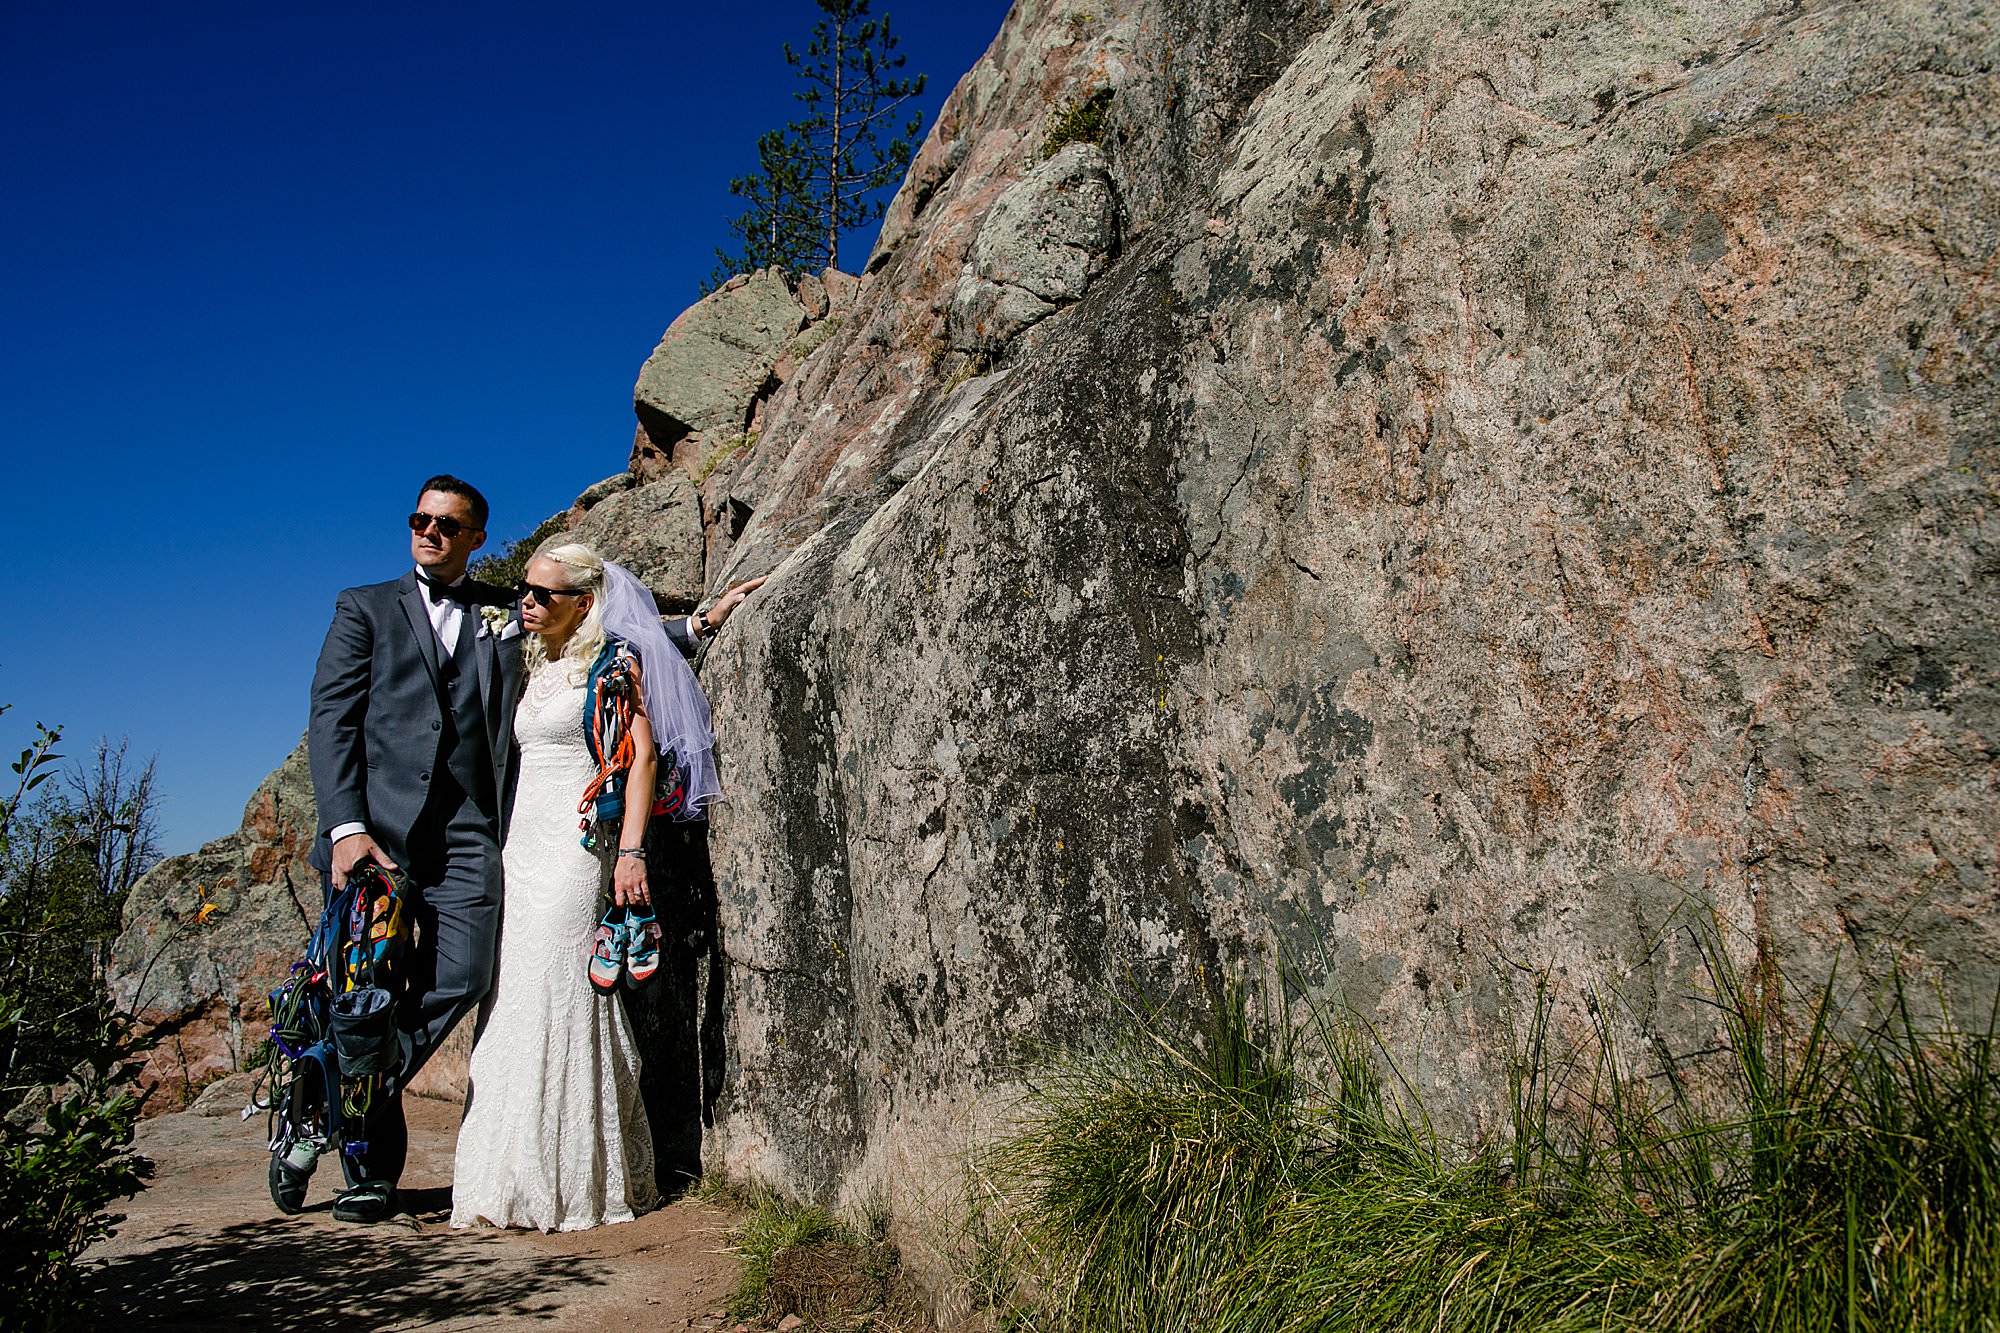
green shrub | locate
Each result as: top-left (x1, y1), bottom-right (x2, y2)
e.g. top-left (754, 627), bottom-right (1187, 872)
top-left (719, 1179), bottom-right (855, 1318)
top-left (1042, 86), bottom-right (1115, 158)
top-left (470, 511), bottom-right (569, 589)
top-left (0, 710), bottom-right (157, 1330)
top-left (0, 997), bottom-right (155, 1331)
top-left (977, 926), bottom-right (2000, 1332)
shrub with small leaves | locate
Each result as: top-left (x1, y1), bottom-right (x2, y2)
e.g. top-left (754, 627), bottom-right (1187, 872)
top-left (0, 706), bottom-right (158, 1331)
top-left (0, 997), bottom-right (155, 1330)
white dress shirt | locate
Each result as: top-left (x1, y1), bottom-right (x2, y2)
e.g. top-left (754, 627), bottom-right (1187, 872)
top-left (423, 570), bottom-right (467, 658)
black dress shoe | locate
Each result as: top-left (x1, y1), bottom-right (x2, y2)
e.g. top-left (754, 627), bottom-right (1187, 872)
top-left (332, 1180), bottom-right (395, 1223)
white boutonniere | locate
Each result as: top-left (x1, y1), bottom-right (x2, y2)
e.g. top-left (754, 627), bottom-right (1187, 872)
top-left (479, 605), bottom-right (511, 639)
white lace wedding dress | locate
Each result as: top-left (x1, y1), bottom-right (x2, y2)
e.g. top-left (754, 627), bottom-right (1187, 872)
top-left (450, 662), bottom-right (658, 1231)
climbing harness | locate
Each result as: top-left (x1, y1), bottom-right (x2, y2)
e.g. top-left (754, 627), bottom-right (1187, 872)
top-left (263, 862), bottom-right (409, 1212)
top-left (577, 638), bottom-right (685, 849)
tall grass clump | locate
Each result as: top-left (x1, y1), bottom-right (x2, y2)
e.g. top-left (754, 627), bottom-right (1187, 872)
top-left (976, 925), bottom-right (1998, 1333)
top-left (975, 981), bottom-right (1343, 1329)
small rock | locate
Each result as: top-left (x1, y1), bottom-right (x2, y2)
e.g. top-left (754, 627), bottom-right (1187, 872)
top-left (776, 1317), bottom-right (804, 1332)
top-left (189, 1070), bottom-right (261, 1118)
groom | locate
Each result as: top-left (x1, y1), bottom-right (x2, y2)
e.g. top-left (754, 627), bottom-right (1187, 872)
top-left (298, 474), bottom-right (523, 1223)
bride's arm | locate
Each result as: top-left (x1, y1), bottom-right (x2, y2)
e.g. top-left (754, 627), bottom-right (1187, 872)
top-left (612, 684), bottom-right (657, 908)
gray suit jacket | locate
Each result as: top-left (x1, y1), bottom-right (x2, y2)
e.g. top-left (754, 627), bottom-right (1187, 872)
top-left (307, 571), bottom-right (524, 870)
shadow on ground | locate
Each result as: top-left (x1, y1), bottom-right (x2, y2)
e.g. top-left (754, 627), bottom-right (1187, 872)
top-left (93, 1215), bottom-right (606, 1330)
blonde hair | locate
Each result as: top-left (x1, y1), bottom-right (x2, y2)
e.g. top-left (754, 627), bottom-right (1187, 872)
top-left (522, 541), bottom-right (608, 679)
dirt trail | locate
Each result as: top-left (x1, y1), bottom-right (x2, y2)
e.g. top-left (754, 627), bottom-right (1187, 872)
top-left (89, 1091), bottom-right (747, 1331)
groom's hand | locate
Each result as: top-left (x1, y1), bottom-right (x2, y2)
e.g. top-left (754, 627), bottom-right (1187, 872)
top-left (703, 575), bottom-right (768, 631)
top-left (331, 832), bottom-right (397, 888)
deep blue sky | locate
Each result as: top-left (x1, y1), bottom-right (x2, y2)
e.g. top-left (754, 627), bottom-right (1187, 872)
top-left (2, 1), bottom-right (1012, 854)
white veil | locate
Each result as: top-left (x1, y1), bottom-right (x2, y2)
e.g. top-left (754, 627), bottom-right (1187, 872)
top-left (597, 560), bottom-right (722, 820)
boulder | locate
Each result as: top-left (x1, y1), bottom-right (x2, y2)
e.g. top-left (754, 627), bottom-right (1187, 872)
top-left (672, 0), bottom-right (2000, 1281)
top-left (567, 471), bottom-right (637, 521)
top-left (188, 1070), bottom-right (261, 1118)
top-left (949, 142), bottom-right (1119, 354)
top-left (631, 268), bottom-right (842, 480)
top-left (566, 471), bottom-right (706, 608)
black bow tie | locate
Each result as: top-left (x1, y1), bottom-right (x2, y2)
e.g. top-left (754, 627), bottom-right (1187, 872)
top-left (418, 574), bottom-right (474, 606)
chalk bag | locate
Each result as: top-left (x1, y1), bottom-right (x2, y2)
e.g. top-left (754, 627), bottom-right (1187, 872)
top-left (329, 986), bottom-right (399, 1078)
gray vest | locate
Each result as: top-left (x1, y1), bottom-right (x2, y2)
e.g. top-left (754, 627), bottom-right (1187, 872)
top-left (439, 610), bottom-right (496, 815)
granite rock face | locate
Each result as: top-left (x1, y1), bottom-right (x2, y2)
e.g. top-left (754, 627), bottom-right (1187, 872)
top-left (110, 740), bottom-right (318, 1104)
top-left (667, 0), bottom-right (2000, 1271)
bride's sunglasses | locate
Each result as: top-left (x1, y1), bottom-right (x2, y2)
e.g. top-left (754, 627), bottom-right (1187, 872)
top-left (517, 581), bottom-right (589, 606)
top-left (408, 511), bottom-right (474, 540)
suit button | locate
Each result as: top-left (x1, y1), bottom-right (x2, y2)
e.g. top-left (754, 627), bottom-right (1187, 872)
top-left (431, 720), bottom-right (441, 731)
top-left (420, 772), bottom-right (431, 782)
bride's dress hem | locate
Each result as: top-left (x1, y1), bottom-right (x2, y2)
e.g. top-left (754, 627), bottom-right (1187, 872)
top-left (449, 1204), bottom-right (652, 1234)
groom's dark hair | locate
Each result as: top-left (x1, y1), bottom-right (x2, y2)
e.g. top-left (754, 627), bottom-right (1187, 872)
top-left (416, 474), bottom-right (489, 530)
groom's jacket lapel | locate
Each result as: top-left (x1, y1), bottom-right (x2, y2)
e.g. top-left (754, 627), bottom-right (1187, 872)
top-left (398, 573), bottom-right (444, 693)
top-left (474, 616), bottom-right (495, 714)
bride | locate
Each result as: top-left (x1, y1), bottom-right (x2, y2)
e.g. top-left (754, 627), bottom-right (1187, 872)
top-left (450, 540), bottom-right (720, 1231)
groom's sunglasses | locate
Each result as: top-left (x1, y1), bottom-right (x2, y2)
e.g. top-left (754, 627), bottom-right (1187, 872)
top-left (408, 511), bottom-right (475, 540)
top-left (517, 581), bottom-right (588, 606)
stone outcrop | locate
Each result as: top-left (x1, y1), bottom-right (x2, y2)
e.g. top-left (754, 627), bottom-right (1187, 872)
top-left (630, 268), bottom-right (853, 485)
top-left (111, 740), bottom-right (318, 1103)
top-left (665, 0), bottom-right (2000, 1280)
top-left (114, 0), bottom-right (2000, 1303)
top-left (567, 472), bottom-right (705, 607)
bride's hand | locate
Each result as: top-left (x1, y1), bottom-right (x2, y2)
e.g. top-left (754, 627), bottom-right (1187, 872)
top-left (612, 854), bottom-right (650, 907)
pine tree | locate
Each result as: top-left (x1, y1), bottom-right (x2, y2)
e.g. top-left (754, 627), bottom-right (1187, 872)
top-left (707, 0), bottom-right (926, 291)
